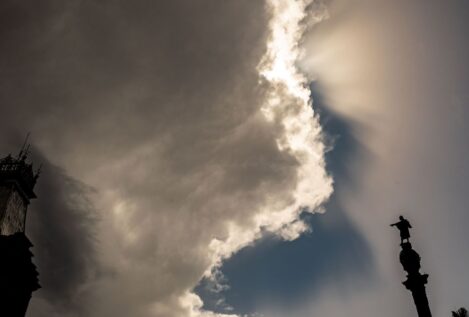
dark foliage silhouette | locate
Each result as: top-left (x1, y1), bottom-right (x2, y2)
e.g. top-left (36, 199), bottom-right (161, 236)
top-left (452, 307), bottom-right (468, 317)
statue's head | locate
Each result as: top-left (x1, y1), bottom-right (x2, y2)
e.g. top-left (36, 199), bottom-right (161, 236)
top-left (399, 215), bottom-right (404, 220)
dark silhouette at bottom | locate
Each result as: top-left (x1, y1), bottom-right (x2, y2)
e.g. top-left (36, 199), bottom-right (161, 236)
top-left (0, 233), bottom-right (40, 317)
top-left (453, 308), bottom-right (468, 317)
top-left (392, 216), bottom-right (432, 317)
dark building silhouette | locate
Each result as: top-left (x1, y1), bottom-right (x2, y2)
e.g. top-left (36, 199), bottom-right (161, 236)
top-left (392, 216), bottom-right (432, 317)
top-left (0, 145), bottom-right (40, 316)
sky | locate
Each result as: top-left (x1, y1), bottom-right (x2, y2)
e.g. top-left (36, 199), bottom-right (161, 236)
top-left (0, 1), bottom-right (468, 317)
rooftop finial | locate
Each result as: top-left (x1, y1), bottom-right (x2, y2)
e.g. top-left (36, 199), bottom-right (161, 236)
top-left (17, 133), bottom-right (31, 162)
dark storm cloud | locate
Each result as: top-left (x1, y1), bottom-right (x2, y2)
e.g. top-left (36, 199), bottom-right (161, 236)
top-left (0, 0), bottom-right (276, 194)
top-left (0, 0), bottom-right (268, 141)
top-left (1, 1), bottom-right (309, 316)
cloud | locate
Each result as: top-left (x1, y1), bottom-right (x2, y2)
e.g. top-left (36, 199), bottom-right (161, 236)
top-left (0, 1), bottom-right (333, 316)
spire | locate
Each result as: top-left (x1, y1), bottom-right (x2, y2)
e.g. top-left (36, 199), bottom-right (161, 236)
top-left (17, 132), bottom-right (31, 162)
top-left (0, 135), bottom-right (40, 200)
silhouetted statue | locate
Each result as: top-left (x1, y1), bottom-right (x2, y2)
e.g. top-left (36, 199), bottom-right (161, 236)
top-left (391, 215), bottom-right (412, 243)
top-left (392, 217), bottom-right (432, 317)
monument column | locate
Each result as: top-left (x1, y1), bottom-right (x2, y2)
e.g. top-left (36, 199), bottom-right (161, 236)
top-left (392, 216), bottom-right (432, 317)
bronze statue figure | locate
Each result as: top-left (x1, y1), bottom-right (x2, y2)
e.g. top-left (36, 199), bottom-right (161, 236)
top-left (391, 215), bottom-right (412, 243)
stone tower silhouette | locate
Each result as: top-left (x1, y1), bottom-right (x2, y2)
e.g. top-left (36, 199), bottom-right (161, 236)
top-left (0, 143), bottom-right (40, 317)
top-left (392, 217), bottom-right (432, 317)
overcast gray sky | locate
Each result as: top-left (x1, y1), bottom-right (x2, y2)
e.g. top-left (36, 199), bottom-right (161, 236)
top-left (0, 1), bottom-right (468, 317)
